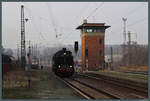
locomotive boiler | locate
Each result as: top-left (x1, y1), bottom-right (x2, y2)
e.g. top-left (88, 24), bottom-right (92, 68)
top-left (52, 48), bottom-right (74, 77)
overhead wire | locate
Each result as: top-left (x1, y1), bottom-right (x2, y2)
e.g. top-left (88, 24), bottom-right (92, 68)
top-left (25, 3), bottom-right (66, 47)
top-left (51, 3), bottom-right (146, 45)
top-left (25, 4), bottom-right (57, 45)
top-left (72, 2), bottom-right (91, 26)
top-left (111, 17), bottom-right (148, 38)
top-left (24, 3), bottom-right (147, 46)
top-left (86, 2), bottom-right (104, 19)
top-left (53, 2), bottom-right (105, 44)
top-left (127, 17), bottom-right (147, 27)
top-left (60, 3), bottom-right (92, 43)
top-left (45, 3), bottom-right (58, 39)
top-left (125, 3), bottom-right (147, 17)
top-left (101, 3), bottom-right (148, 43)
top-left (61, 2), bottom-right (106, 44)
top-left (45, 3), bottom-right (65, 48)
top-left (25, 4), bottom-right (57, 46)
top-left (108, 3), bottom-right (147, 25)
top-left (61, 2), bottom-right (105, 43)
top-left (24, 5), bottom-right (48, 44)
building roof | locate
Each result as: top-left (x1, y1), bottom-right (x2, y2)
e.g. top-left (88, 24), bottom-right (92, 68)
top-left (76, 23), bottom-right (110, 29)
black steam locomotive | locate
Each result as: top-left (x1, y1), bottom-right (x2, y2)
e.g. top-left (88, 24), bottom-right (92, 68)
top-left (52, 48), bottom-right (74, 77)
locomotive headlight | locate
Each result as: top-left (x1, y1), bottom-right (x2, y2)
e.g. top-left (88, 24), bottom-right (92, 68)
top-left (58, 65), bottom-right (61, 68)
top-left (70, 65), bottom-right (72, 68)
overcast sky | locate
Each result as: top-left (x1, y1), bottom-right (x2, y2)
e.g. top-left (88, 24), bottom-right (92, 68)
top-left (2, 2), bottom-right (148, 49)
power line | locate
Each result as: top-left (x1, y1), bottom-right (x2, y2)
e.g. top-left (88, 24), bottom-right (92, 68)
top-left (24, 6), bottom-right (48, 43)
top-left (111, 17), bottom-right (148, 38)
top-left (61, 3), bottom-right (105, 44)
top-left (60, 3), bottom-right (105, 43)
top-left (45, 3), bottom-right (58, 39)
top-left (98, 3), bottom-right (147, 26)
top-left (125, 3), bottom-right (147, 17)
top-left (127, 17), bottom-right (147, 27)
top-left (86, 2), bottom-right (104, 19)
top-left (72, 2), bottom-right (91, 26)
top-left (60, 3), bottom-right (105, 44)
top-left (38, 17), bottom-right (52, 29)
top-left (59, 3), bottom-right (91, 43)
top-left (109, 16), bottom-right (147, 35)
top-left (25, 4), bottom-right (64, 47)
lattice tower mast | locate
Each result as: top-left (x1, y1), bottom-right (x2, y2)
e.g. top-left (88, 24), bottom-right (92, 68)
top-left (122, 18), bottom-right (127, 44)
top-left (21, 5), bottom-right (26, 69)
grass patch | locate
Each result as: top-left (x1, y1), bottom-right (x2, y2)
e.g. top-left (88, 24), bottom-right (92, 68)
top-left (30, 70), bottom-right (50, 81)
top-left (3, 87), bottom-right (38, 99)
top-left (3, 69), bottom-right (50, 99)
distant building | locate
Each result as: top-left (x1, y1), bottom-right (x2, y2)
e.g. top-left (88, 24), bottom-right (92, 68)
top-left (76, 19), bottom-right (110, 70)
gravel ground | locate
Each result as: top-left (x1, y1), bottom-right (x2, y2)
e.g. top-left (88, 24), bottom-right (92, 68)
top-left (34, 72), bottom-right (85, 99)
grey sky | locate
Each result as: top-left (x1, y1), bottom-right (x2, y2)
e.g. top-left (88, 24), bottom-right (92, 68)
top-left (2, 2), bottom-right (148, 49)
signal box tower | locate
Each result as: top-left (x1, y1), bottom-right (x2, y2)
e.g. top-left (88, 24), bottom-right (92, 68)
top-left (76, 20), bottom-right (110, 71)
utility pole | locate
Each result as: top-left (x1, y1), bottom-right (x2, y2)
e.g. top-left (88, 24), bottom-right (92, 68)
top-left (36, 44), bottom-right (38, 58)
top-left (117, 48), bottom-right (119, 62)
top-left (27, 40), bottom-right (31, 70)
top-left (32, 45), bottom-right (34, 57)
top-left (128, 31), bottom-right (131, 45)
top-left (17, 44), bottom-right (20, 65)
top-left (110, 47), bottom-right (113, 70)
top-left (74, 41), bottom-right (79, 72)
top-left (29, 41), bottom-right (31, 57)
top-left (33, 44), bottom-right (35, 57)
top-left (122, 18), bottom-right (127, 44)
top-left (122, 18), bottom-right (127, 66)
top-left (128, 31), bottom-right (131, 67)
top-left (21, 5), bottom-right (26, 70)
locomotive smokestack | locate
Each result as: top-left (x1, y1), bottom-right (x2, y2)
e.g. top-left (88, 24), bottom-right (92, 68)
top-left (62, 48), bottom-right (66, 51)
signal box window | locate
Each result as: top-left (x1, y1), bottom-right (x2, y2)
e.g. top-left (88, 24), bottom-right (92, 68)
top-left (99, 50), bottom-right (102, 56)
top-left (97, 28), bottom-right (105, 33)
top-left (99, 39), bottom-right (102, 45)
top-left (85, 49), bottom-right (88, 58)
top-left (93, 29), bottom-right (97, 32)
top-left (85, 28), bottom-right (105, 33)
top-left (86, 29), bottom-right (93, 33)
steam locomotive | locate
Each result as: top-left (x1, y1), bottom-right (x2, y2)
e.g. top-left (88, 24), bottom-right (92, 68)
top-left (52, 48), bottom-right (74, 77)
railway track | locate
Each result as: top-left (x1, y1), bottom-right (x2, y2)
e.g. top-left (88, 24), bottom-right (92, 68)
top-left (60, 77), bottom-right (120, 99)
top-left (80, 72), bottom-right (148, 90)
top-left (53, 69), bottom-right (148, 99)
top-left (56, 73), bottom-right (148, 99)
top-left (74, 73), bottom-right (148, 99)
top-left (121, 71), bottom-right (148, 75)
